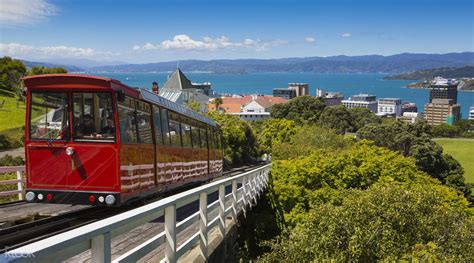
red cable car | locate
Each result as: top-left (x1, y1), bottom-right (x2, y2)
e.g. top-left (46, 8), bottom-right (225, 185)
top-left (23, 74), bottom-right (223, 206)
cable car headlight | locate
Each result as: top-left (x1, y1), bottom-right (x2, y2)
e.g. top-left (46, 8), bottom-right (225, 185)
top-left (26, 192), bottom-right (35, 201)
top-left (65, 147), bottom-right (74, 156)
top-left (37, 193), bottom-right (44, 200)
top-left (105, 195), bottom-right (116, 205)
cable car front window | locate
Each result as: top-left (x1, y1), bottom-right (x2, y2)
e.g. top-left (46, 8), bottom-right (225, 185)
top-left (29, 92), bottom-right (69, 141)
top-left (72, 92), bottom-right (115, 142)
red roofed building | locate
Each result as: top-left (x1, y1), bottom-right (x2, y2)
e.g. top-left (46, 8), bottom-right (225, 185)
top-left (209, 95), bottom-right (288, 121)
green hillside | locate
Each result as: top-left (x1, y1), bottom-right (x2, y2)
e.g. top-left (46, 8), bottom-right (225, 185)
top-left (0, 89), bottom-right (26, 148)
top-left (436, 138), bottom-right (474, 184)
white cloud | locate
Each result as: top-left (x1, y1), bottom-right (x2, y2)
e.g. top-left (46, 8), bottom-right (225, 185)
top-left (0, 43), bottom-right (118, 60)
top-left (305, 37), bottom-right (316, 43)
top-left (341, 32), bottom-right (351, 38)
top-left (0, 0), bottom-right (57, 26)
top-left (133, 34), bottom-right (288, 52)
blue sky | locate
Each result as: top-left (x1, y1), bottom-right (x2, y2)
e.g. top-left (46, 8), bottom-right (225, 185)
top-left (0, 0), bottom-right (472, 64)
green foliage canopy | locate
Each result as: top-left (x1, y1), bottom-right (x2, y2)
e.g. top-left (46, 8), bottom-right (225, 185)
top-left (270, 96), bottom-right (326, 124)
top-left (0, 57), bottom-right (27, 93)
top-left (261, 179), bottom-right (473, 262)
top-left (208, 112), bottom-right (257, 167)
top-left (319, 105), bottom-right (351, 134)
top-left (257, 118), bottom-right (297, 154)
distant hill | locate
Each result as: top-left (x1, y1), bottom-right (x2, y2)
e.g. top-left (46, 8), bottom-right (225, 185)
top-left (384, 66), bottom-right (474, 80)
top-left (21, 60), bottom-right (83, 72)
top-left (87, 52), bottom-right (474, 74)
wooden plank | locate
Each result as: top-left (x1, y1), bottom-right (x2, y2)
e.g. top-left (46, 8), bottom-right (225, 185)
top-left (0, 190), bottom-right (21, 197)
top-left (0, 179), bottom-right (21, 185)
top-left (0, 166), bottom-right (25, 173)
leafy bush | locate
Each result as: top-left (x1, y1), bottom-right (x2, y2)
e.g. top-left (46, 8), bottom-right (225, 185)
top-left (261, 180), bottom-right (473, 262)
top-left (208, 112), bottom-right (257, 167)
top-left (270, 96), bottom-right (326, 124)
top-left (270, 141), bottom-right (434, 225)
top-left (0, 154), bottom-right (24, 166)
top-left (0, 134), bottom-right (11, 150)
top-left (272, 125), bottom-right (350, 160)
top-left (257, 118), bottom-right (297, 154)
top-left (358, 120), bottom-right (472, 200)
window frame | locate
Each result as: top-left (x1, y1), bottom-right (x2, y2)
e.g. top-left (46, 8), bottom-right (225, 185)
top-left (117, 96), bottom-right (140, 144)
top-left (71, 91), bottom-right (116, 143)
top-left (29, 91), bottom-right (70, 142)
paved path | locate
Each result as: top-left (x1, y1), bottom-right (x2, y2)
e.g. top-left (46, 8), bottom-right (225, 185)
top-left (0, 148), bottom-right (24, 159)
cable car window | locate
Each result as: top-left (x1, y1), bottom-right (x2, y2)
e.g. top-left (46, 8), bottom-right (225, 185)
top-left (181, 117), bottom-right (192, 148)
top-left (118, 98), bottom-right (138, 143)
top-left (161, 108), bottom-right (170, 145)
top-left (208, 129), bottom-right (214, 149)
top-left (168, 112), bottom-right (182, 147)
top-left (29, 92), bottom-right (69, 140)
top-left (191, 122), bottom-right (201, 148)
top-left (153, 106), bottom-right (164, 145)
top-left (136, 102), bottom-right (153, 144)
top-left (72, 93), bottom-right (115, 141)
top-left (200, 126), bottom-right (208, 149)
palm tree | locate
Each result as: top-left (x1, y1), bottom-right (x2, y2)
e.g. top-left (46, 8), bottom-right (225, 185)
top-left (212, 97), bottom-right (223, 111)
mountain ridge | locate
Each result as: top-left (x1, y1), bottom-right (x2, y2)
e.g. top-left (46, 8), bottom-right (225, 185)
top-left (19, 52), bottom-right (474, 74)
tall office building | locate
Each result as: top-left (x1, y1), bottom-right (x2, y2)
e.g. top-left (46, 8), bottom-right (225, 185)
top-left (429, 77), bottom-right (458, 104)
top-left (273, 88), bottom-right (296, 99)
top-left (424, 99), bottom-right (461, 125)
top-left (288, 83), bottom-right (309, 97)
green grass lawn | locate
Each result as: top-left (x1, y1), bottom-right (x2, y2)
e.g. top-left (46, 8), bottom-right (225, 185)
top-left (435, 138), bottom-right (474, 184)
top-left (0, 89), bottom-right (26, 131)
top-left (0, 89), bottom-right (27, 148)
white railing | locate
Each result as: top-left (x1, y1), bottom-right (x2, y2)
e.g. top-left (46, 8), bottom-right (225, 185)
top-left (2, 164), bottom-right (271, 263)
top-left (0, 166), bottom-right (25, 200)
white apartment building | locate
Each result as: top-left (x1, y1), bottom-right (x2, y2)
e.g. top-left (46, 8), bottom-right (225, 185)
top-left (342, 94), bottom-right (378, 113)
top-left (378, 98), bottom-right (402, 117)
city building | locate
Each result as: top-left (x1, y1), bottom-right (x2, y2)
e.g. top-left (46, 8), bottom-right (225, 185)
top-left (159, 68), bottom-right (210, 113)
top-left (273, 88), bottom-right (296, 99)
top-left (399, 112), bottom-right (423, 124)
top-left (401, 101), bottom-right (418, 113)
top-left (242, 96), bottom-right (287, 113)
top-left (342, 93), bottom-right (378, 113)
top-left (377, 98), bottom-right (402, 117)
top-left (424, 99), bottom-right (461, 125)
top-left (192, 81), bottom-right (213, 96)
top-left (469, 106), bottom-right (474, 131)
top-left (429, 77), bottom-right (458, 104)
top-left (316, 88), bottom-right (343, 106)
top-left (208, 96), bottom-right (253, 113)
top-left (288, 83), bottom-right (309, 97)
top-left (208, 95), bottom-right (287, 121)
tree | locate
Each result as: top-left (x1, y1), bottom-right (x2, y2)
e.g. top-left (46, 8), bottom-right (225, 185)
top-left (272, 125), bottom-right (351, 160)
top-left (211, 97), bottom-right (223, 111)
top-left (208, 112), bottom-right (257, 167)
top-left (358, 120), bottom-right (472, 200)
top-left (261, 180), bottom-right (473, 262)
top-left (432, 123), bottom-right (461, 138)
top-left (186, 99), bottom-right (201, 112)
top-left (0, 56), bottom-right (27, 93)
top-left (257, 118), bottom-right (297, 154)
top-left (319, 105), bottom-right (351, 134)
top-left (27, 66), bottom-right (67, 76)
top-left (454, 119), bottom-right (471, 133)
top-left (347, 107), bottom-right (381, 132)
top-left (271, 96), bottom-right (326, 124)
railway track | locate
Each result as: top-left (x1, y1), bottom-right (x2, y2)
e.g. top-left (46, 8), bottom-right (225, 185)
top-left (0, 163), bottom-right (266, 252)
